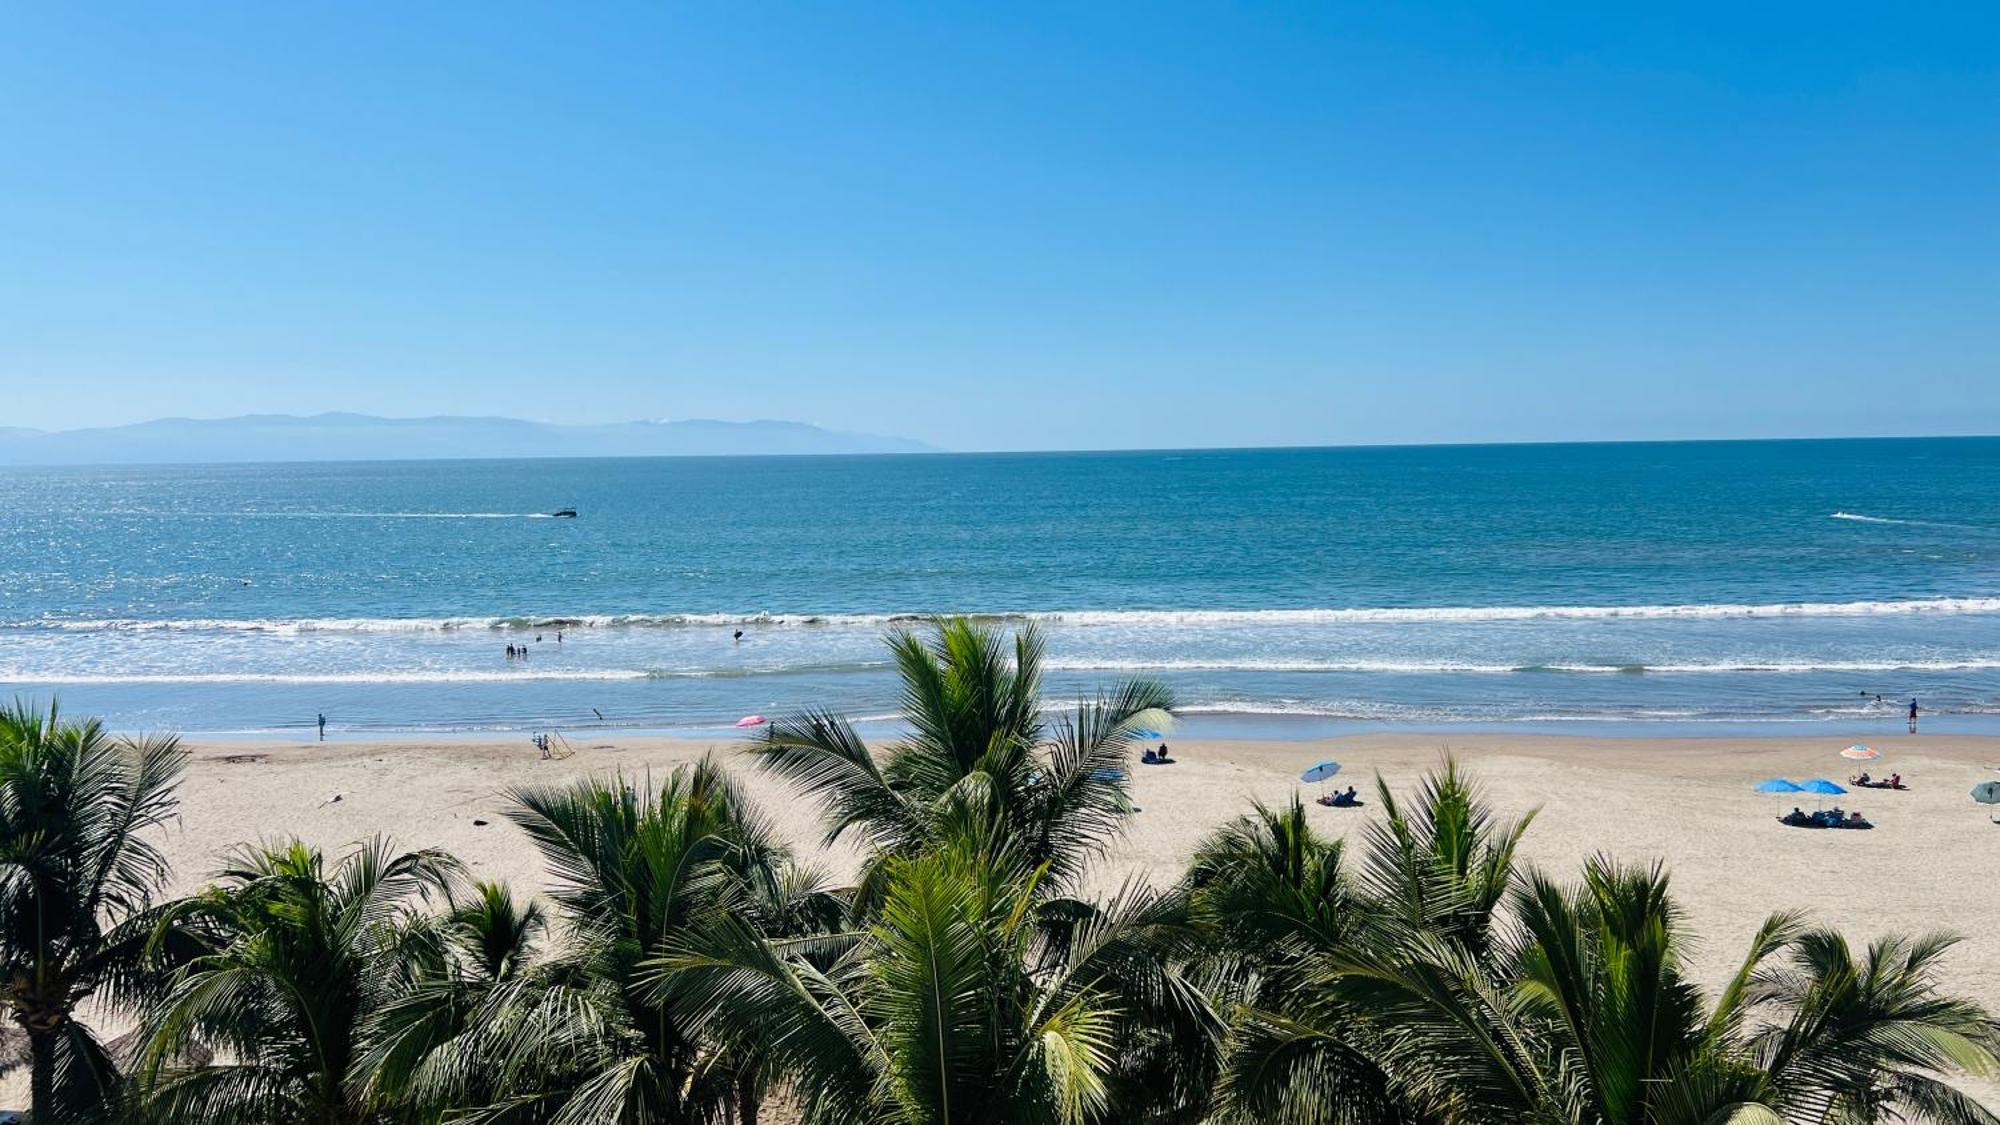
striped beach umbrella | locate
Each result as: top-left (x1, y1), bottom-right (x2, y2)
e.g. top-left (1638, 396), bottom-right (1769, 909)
top-left (1840, 744), bottom-right (1880, 761)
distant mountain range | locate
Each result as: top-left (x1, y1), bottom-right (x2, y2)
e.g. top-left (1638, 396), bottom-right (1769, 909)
top-left (0, 413), bottom-right (938, 465)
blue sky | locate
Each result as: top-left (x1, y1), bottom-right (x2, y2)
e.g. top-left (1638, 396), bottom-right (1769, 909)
top-left (2, 3), bottom-right (1995, 451)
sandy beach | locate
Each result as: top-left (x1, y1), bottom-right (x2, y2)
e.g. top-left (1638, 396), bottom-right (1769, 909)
top-left (154, 730), bottom-right (2000, 999)
top-left (9, 728), bottom-right (1998, 1111)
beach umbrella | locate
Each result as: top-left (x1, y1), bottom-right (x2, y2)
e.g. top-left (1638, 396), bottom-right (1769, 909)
top-left (734, 715), bottom-right (768, 728)
top-left (1754, 778), bottom-right (1804, 793)
top-left (1973, 780), bottom-right (2000, 822)
top-left (1090, 767), bottom-right (1127, 782)
top-left (1301, 760), bottom-right (1342, 785)
top-left (1797, 778), bottom-right (1847, 812)
top-left (1131, 728), bottom-right (1164, 741)
top-left (1840, 744), bottom-right (1880, 761)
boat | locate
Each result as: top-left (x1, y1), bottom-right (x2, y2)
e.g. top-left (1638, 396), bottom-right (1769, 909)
top-left (549, 508), bottom-right (577, 518)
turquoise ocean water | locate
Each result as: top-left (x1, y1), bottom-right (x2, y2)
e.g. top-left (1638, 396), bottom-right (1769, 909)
top-left (3, 438), bottom-right (1999, 737)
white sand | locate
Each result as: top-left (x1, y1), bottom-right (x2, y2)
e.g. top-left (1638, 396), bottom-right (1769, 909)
top-left (160, 731), bottom-right (2000, 1001)
top-left (16, 731), bottom-right (1999, 1109)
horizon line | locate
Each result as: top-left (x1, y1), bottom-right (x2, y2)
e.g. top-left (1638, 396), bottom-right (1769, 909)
top-left (3, 429), bottom-right (1998, 472)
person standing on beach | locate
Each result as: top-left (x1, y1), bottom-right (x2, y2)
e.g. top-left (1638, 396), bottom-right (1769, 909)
top-left (1908, 697), bottom-right (1919, 734)
top-left (317, 713), bottom-right (326, 742)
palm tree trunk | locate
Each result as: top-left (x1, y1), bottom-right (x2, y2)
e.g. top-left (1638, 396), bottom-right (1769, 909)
top-left (738, 1069), bottom-right (760, 1125)
top-left (27, 1025), bottom-right (55, 1122)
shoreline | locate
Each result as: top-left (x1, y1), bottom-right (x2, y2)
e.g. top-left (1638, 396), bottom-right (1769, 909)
top-left (148, 708), bottom-right (2000, 743)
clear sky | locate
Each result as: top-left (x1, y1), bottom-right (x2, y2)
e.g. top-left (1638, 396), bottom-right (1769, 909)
top-left (2, 3), bottom-right (1995, 451)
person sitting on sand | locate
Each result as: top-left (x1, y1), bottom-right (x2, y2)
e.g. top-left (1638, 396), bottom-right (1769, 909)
top-left (1844, 810), bottom-right (1871, 828)
top-left (1141, 748), bottom-right (1159, 764)
top-left (1853, 771), bottom-right (1871, 786)
top-left (1888, 772), bottom-right (1902, 788)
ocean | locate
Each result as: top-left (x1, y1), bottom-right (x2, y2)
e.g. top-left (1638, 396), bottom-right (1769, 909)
top-left (4, 438), bottom-right (1999, 738)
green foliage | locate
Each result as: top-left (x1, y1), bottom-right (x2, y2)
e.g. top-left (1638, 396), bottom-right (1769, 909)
top-left (752, 616), bottom-right (1173, 904)
top-left (380, 756), bottom-right (834, 1123)
top-left (1, 684), bottom-right (1989, 1125)
top-left (0, 698), bottom-right (185, 1125)
top-left (131, 836), bottom-right (461, 1125)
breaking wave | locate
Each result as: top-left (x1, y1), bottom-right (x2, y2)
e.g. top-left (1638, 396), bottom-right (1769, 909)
top-left (14, 596), bottom-right (2000, 635)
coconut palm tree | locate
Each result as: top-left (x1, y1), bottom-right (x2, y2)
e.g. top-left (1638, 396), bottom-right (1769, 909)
top-left (660, 837), bottom-right (1220, 1125)
top-left (753, 617), bottom-right (1172, 906)
top-left (0, 699), bottom-right (185, 1125)
top-left (398, 758), bottom-right (838, 1124)
top-left (1358, 758), bottom-right (1535, 959)
top-left (130, 837), bottom-right (461, 1125)
top-left (1222, 854), bottom-right (1790, 1125)
top-left (1186, 798), bottom-right (1405, 1124)
top-left (1750, 929), bottom-right (2000, 1124)
top-left (350, 880), bottom-right (547, 1115)
top-left (1200, 762), bottom-right (1540, 1124)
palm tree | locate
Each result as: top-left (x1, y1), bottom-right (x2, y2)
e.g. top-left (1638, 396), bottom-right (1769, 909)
top-left (1185, 798), bottom-right (1403, 1124)
top-left (1222, 854), bottom-right (1789, 1125)
top-left (1201, 758), bottom-right (2000, 1125)
top-left (1750, 929), bottom-right (2000, 1124)
top-left (1203, 761), bottom-right (1538, 1124)
top-left (0, 699), bottom-right (185, 1124)
top-left (131, 836), bottom-right (461, 1125)
top-left (661, 838), bottom-right (1219, 1125)
top-left (753, 617), bottom-right (1173, 904)
top-left (351, 880), bottom-right (547, 1115)
top-left (1358, 757), bottom-right (1534, 959)
top-left (400, 758), bottom-right (837, 1123)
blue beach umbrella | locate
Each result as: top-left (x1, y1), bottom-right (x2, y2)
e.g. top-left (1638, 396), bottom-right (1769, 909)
top-left (1754, 778), bottom-right (1803, 793)
top-left (1798, 779), bottom-right (1847, 795)
top-left (1301, 760), bottom-right (1342, 785)
top-left (1131, 729), bottom-right (1164, 741)
top-left (1090, 767), bottom-right (1127, 782)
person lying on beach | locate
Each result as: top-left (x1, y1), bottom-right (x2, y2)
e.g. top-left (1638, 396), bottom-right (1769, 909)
top-left (1317, 786), bottom-right (1363, 808)
top-left (1849, 773), bottom-right (1908, 790)
top-left (1839, 810), bottom-right (1873, 829)
top-left (1779, 808), bottom-right (1814, 827)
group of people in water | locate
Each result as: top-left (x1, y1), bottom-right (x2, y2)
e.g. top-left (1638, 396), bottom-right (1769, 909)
top-left (504, 631), bottom-right (563, 660)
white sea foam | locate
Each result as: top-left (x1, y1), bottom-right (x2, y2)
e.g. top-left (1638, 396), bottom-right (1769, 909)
top-left (0, 670), bottom-right (653, 685)
top-left (1044, 657), bottom-right (2000, 675)
top-left (15, 596), bottom-right (2000, 635)
top-left (1829, 511), bottom-right (1997, 533)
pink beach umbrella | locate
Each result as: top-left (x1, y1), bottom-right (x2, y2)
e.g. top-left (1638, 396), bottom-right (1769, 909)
top-left (1840, 744), bottom-right (1880, 761)
top-left (735, 715), bottom-right (768, 728)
